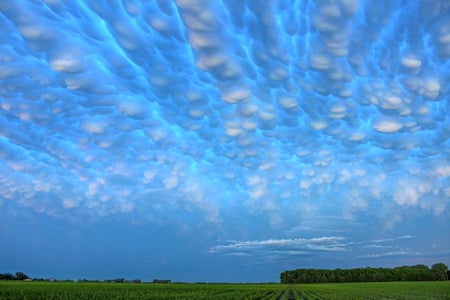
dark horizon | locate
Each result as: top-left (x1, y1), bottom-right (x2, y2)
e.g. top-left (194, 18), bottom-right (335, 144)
top-left (2, 262), bottom-right (448, 284)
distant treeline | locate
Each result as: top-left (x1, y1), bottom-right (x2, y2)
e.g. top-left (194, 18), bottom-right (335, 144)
top-left (0, 272), bottom-right (30, 281)
top-left (280, 263), bottom-right (449, 284)
top-left (0, 272), bottom-right (178, 284)
top-left (0, 274), bottom-right (143, 283)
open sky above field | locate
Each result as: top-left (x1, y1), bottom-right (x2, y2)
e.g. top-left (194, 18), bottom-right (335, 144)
top-left (0, 0), bottom-right (449, 282)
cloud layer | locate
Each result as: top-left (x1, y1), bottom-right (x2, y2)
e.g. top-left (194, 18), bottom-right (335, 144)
top-left (1, 0), bottom-right (449, 276)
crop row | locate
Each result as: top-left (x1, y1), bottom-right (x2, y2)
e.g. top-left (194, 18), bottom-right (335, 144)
top-left (1, 281), bottom-right (449, 299)
top-left (0, 282), bottom-right (286, 300)
top-left (292, 282), bottom-right (450, 300)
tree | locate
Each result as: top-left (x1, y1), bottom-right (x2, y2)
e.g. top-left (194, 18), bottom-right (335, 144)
top-left (0, 273), bottom-right (14, 280)
top-left (14, 272), bottom-right (29, 281)
top-left (280, 263), bottom-right (450, 283)
top-left (431, 263), bottom-right (448, 280)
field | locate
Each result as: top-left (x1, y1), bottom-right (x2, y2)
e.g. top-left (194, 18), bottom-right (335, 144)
top-left (1, 281), bottom-right (449, 299)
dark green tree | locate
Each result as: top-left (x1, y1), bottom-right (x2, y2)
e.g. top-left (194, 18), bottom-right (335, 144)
top-left (431, 263), bottom-right (448, 280)
top-left (0, 273), bottom-right (14, 280)
top-left (280, 263), bottom-right (449, 283)
top-left (14, 272), bottom-right (29, 280)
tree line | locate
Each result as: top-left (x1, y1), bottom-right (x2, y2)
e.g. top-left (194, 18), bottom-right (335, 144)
top-left (0, 272), bottom-right (161, 284)
top-left (0, 273), bottom-right (143, 283)
top-left (280, 263), bottom-right (449, 284)
top-left (0, 272), bottom-right (30, 281)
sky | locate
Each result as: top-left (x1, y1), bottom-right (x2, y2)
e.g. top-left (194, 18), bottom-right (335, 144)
top-left (0, 0), bottom-right (449, 283)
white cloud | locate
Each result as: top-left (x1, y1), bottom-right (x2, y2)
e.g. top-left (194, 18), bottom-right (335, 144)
top-left (401, 56), bottom-right (422, 69)
top-left (356, 251), bottom-right (413, 259)
top-left (394, 186), bottom-right (420, 206)
top-left (62, 199), bottom-right (78, 209)
top-left (373, 118), bottom-right (404, 133)
top-left (210, 236), bottom-right (347, 256)
top-left (81, 119), bottom-right (108, 134)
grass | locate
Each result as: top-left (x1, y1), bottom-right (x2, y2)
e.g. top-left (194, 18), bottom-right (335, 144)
top-left (0, 280), bottom-right (449, 299)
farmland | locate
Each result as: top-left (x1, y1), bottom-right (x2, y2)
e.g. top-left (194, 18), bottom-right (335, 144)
top-left (1, 281), bottom-right (450, 299)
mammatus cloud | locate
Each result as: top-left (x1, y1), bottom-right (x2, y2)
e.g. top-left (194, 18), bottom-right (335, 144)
top-left (0, 0), bottom-right (449, 269)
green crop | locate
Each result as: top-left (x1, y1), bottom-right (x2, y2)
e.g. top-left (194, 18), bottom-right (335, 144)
top-left (0, 281), bottom-right (449, 299)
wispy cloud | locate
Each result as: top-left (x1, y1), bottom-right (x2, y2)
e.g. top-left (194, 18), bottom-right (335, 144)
top-left (370, 235), bottom-right (415, 244)
top-left (356, 251), bottom-right (418, 259)
top-left (210, 236), bottom-right (347, 259)
top-left (357, 249), bottom-right (450, 260)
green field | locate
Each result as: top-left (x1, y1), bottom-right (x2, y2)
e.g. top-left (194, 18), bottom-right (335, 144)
top-left (1, 281), bottom-right (449, 299)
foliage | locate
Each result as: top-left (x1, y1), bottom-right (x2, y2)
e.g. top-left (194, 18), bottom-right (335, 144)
top-left (280, 263), bottom-right (449, 284)
top-left (0, 272), bottom-right (29, 281)
top-left (14, 272), bottom-right (30, 281)
top-left (0, 281), bottom-right (449, 300)
top-left (433, 263), bottom-right (450, 281)
top-left (0, 273), bottom-right (15, 280)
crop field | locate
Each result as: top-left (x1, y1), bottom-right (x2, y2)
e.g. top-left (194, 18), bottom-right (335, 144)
top-left (1, 281), bottom-right (449, 299)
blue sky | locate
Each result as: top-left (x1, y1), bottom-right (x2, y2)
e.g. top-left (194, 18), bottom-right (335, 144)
top-left (0, 0), bottom-right (449, 282)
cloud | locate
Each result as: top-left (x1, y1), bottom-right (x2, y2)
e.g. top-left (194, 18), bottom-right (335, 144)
top-left (356, 251), bottom-right (418, 259)
top-left (370, 236), bottom-right (414, 244)
top-left (210, 236), bottom-right (347, 260)
top-left (209, 233), bottom-right (443, 266)
top-left (373, 118), bottom-right (404, 133)
top-left (0, 0), bottom-right (449, 270)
